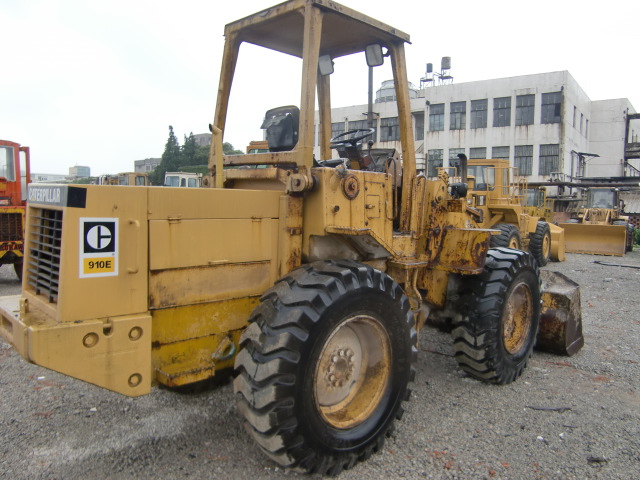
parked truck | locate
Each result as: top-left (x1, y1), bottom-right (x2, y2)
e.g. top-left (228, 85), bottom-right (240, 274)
top-left (0, 140), bottom-right (30, 280)
top-left (163, 171), bottom-right (202, 187)
top-left (0, 1), bottom-right (583, 475)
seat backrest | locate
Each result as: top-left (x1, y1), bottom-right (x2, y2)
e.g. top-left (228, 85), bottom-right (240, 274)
top-left (261, 106), bottom-right (300, 152)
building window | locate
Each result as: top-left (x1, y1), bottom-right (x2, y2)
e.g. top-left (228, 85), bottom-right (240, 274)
top-left (585, 119), bottom-right (589, 138)
top-left (573, 106), bottom-right (577, 127)
top-left (493, 97), bottom-right (511, 127)
top-left (514, 145), bottom-right (533, 176)
top-left (429, 103), bottom-right (444, 131)
top-left (450, 101), bottom-right (466, 130)
top-left (413, 112), bottom-right (424, 141)
top-left (470, 99), bottom-right (488, 129)
top-left (515, 94), bottom-right (535, 126)
top-left (380, 117), bottom-right (400, 141)
top-left (449, 148), bottom-right (465, 173)
top-left (580, 113), bottom-right (584, 134)
top-left (348, 119), bottom-right (377, 142)
top-left (541, 92), bottom-right (562, 124)
top-left (469, 147), bottom-right (486, 159)
top-left (427, 149), bottom-right (443, 177)
top-left (332, 122), bottom-right (345, 139)
top-left (539, 144), bottom-right (560, 175)
top-left (492, 146), bottom-right (510, 160)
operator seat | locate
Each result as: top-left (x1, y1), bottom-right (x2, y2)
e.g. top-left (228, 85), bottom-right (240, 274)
top-left (261, 106), bottom-right (299, 152)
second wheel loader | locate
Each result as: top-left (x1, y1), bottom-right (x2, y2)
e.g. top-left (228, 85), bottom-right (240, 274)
top-left (459, 156), bottom-right (565, 266)
top-left (560, 186), bottom-right (634, 256)
top-left (0, 0), bottom-right (582, 475)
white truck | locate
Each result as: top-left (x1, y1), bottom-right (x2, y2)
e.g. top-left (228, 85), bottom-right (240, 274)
top-left (163, 172), bottom-right (202, 188)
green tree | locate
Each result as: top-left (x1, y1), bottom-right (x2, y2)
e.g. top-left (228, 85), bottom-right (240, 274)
top-left (193, 144), bottom-right (209, 165)
top-left (180, 132), bottom-right (208, 171)
top-left (182, 133), bottom-right (198, 166)
top-left (223, 142), bottom-right (243, 155)
top-left (150, 127), bottom-right (245, 185)
top-left (151, 126), bottom-right (182, 185)
top-left (71, 177), bottom-right (92, 184)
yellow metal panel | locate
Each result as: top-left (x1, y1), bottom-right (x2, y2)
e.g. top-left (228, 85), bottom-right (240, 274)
top-left (24, 186), bottom-right (149, 323)
top-left (147, 183), bottom-right (282, 220)
top-left (549, 223), bottom-right (566, 262)
top-left (559, 223), bottom-right (627, 256)
top-left (0, 295), bottom-right (27, 355)
top-left (149, 262), bottom-right (273, 308)
top-left (152, 296), bottom-right (259, 344)
top-left (303, 168), bottom-right (394, 250)
top-left (153, 329), bottom-right (244, 387)
top-left (278, 195), bottom-right (304, 277)
top-left (151, 295), bottom-right (259, 387)
top-left (433, 228), bottom-right (492, 274)
top-left (26, 313), bottom-right (152, 396)
top-left (0, 291), bottom-right (152, 397)
top-left (392, 234), bottom-right (418, 258)
top-left (419, 269), bottom-right (450, 308)
top-left (149, 218), bottom-right (279, 271)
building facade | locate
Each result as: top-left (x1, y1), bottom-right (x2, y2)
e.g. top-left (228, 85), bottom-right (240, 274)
top-left (69, 165), bottom-right (90, 178)
top-left (134, 157), bottom-right (161, 173)
top-left (31, 173), bottom-right (69, 183)
top-left (317, 71), bottom-right (637, 184)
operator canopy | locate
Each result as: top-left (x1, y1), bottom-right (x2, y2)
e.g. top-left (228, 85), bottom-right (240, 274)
top-left (225, 0), bottom-right (410, 60)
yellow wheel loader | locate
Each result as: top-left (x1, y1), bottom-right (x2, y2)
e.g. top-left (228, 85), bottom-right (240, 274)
top-left (460, 157), bottom-right (565, 266)
top-left (0, 1), bottom-right (583, 475)
top-left (98, 172), bottom-right (151, 186)
top-left (522, 186), bottom-right (554, 220)
top-left (559, 187), bottom-right (634, 256)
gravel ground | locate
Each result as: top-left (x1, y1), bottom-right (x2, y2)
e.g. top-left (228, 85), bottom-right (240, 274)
top-left (1, 251), bottom-right (639, 480)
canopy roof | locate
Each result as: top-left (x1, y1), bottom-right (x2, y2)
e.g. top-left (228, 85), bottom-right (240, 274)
top-left (225, 0), bottom-right (410, 59)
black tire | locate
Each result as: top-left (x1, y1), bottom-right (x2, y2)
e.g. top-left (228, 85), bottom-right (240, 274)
top-left (529, 221), bottom-right (551, 266)
top-left (234, 260), bottom-right (417, 475)
top-left (13, 260), bottom-right (23, 282)
top-left (451, 248), bottom-right (541, 384)
top-left (490, 223), bottom-right (522, 250)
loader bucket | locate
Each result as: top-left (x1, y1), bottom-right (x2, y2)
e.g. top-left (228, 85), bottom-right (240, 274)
top-left (559, 222), bottom-right (627, 256)
top-left (548, 223), bottom-right (566, 262)
top-left (536, 270), bottom-right (584, 356)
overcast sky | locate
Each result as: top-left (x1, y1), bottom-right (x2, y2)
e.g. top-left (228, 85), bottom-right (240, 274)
top-left (2, 0), bottom-right (639, 175)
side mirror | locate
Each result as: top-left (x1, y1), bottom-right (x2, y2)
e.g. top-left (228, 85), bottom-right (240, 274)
top-left (318, 55), bottom-right (334, 75)
top-left (365, 44), bottom-right (384, 67)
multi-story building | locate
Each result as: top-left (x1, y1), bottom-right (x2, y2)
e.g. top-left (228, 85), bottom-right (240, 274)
top-left (134, 157), bottom-right (161, 173)
top-left (193, 133), bottom-right (212, 147)
top-left (69, 165), bottom-right (90, 178)
top-left (318, 71), bottom-right (638, 184)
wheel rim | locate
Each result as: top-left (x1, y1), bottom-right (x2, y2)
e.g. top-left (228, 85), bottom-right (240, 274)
top-left (542, 233), bottom-right (551, 259)
top-left (502, 281), bottom-right (533, 354)
top-left (508, 236), bottom-right (519, 249)
top-left (314, 315), bottom-right (391, 429)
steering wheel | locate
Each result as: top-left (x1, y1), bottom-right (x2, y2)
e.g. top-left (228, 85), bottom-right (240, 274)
top-left (330, 128), bottom-right (375, 147)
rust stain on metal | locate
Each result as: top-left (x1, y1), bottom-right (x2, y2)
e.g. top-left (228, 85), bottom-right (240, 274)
top-left (537, 271), bottom-right (584, 356)
top-left (342, 174), bottom-right (360, 199)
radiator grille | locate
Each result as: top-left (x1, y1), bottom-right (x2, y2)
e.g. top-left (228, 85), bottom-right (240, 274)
top-left (27, 208), bottom-right (63, 303)
top-left (0, 212), bottom-right (23, 242)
